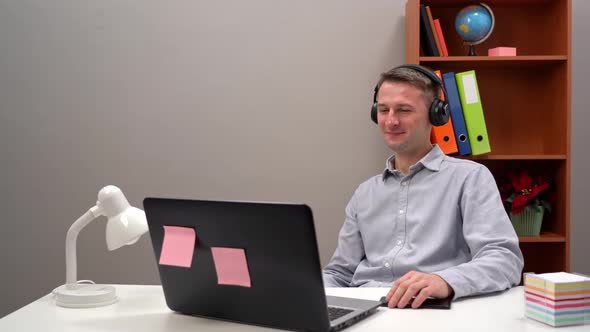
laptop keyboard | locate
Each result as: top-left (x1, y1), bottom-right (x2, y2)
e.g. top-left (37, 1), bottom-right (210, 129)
top-left (327, 306), bottom-right (354, 321)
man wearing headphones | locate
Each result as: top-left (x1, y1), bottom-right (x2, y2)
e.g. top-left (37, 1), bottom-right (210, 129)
top-left (322, 64), bottom-right (524, 309)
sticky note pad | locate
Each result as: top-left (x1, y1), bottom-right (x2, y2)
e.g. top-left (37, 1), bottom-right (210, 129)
top-left (211, 247), bottom-right (251, 287)
top-left (159, 225), bottom-right (196, 268)
top-left (524, 272), bottom-right (590, 327)
top-left (488, 46), bottom-right (517, 56)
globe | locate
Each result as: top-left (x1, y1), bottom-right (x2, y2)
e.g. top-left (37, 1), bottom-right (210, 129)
top-left (454, 3), bottom-right (495, 56)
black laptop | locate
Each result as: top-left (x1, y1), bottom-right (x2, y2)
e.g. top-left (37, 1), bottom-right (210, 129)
top-left (143, 198), bottom-right (380, 332)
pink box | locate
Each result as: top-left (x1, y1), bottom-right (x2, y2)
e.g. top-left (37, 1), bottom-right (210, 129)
top-left (488, 47), bottom-right (517, 56)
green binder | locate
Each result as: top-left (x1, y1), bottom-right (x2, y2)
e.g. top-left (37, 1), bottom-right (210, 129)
top-left (455, 70), bottom-right (491, 155)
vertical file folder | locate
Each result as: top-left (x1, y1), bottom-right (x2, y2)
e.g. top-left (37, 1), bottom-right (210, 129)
top-left (442, 72), bottom-right (471, 155)
top-left (455, 70), bottom-right (491, 155)
top-left (431, 70), bottom-right (458, 155)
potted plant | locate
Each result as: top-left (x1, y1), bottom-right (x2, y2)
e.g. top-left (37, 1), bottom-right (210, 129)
top-left (499, 170), bottom-right (552, 236)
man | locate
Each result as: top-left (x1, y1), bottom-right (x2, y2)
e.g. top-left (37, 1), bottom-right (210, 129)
top-left (322, 64), bottom-right (524, 309)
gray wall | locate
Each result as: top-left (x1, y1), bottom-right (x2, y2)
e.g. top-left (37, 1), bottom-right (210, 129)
top-left (571, 0), bottom-right (590, 274)
top-left (0, 0), bottom-right (588, 318)
top-left (0, 0), bottom-right (402, 316)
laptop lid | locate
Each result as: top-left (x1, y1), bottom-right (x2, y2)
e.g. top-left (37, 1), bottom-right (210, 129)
top-left (143, 198), bottom-right (379, 332)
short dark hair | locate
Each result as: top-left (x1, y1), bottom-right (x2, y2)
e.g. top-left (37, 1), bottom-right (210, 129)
top-left (376, 66), bottom-right (441, 105)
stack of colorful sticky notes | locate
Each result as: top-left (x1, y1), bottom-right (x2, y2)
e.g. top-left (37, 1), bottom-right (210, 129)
top-left (524, 272), bottom-right (590, 327)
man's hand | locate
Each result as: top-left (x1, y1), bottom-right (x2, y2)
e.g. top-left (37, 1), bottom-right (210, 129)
top-left (385, 271), bottom-right (452, 309)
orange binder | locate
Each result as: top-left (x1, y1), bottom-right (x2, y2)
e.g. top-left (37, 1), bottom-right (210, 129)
top-left (430, 70), bottom-right (458, 155)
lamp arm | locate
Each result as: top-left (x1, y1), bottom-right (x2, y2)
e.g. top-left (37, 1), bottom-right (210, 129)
top-left (65, 205), bottom-right (103, 289)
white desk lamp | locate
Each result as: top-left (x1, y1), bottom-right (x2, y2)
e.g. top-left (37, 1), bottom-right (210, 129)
top-left (53, 185), bottom-right (148, 308)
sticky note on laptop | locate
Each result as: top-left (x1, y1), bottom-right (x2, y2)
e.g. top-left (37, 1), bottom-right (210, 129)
top-left (159, 225), bottom-right (196, 268)
top-left (211, 247), bottom-right (251, 287)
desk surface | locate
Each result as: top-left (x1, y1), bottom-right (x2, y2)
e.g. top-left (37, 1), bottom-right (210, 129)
top-left (1, 285), bottom-right (588, 331)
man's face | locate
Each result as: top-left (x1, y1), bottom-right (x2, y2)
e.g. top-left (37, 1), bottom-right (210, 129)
top-left (376, 81), bottom-right (432, 154)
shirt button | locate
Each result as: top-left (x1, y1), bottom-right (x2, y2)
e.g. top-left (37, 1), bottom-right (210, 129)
top-left (401, 182), bottom-right (406, 186)
top-left (384, 262), bottom-right (390, 268)
top-left (399, 209), bottom-right (404, 214)
top-left (397, 240), bottom-right (403, 245)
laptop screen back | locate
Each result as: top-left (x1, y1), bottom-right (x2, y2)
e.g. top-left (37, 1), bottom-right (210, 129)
top-left (143, 197), bottom-right (331, 332)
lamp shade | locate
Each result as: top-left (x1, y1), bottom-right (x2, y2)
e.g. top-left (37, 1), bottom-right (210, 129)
top-left (105, 206), bottom-right (148, 250)
top-left (97, 185), bottom-right (148, 251)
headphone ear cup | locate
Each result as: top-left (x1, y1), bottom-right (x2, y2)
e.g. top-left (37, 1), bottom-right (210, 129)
top-left (371, 103), bottom-right (378, 124)
top-left (370, 85), bottom-right (379, 124)
top-left (429, 99), bottom-right (450, 126)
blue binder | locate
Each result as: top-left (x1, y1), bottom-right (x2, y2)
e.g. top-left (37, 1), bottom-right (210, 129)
top-left (442, 72), bottom-right (471, 155)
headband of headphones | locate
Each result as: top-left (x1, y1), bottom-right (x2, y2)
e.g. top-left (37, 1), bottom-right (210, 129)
top-left (372, 64), bottom-right (446, 103)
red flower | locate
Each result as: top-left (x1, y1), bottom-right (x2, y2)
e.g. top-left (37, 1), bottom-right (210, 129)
top-left (508, 170), bottom-right (550, 215)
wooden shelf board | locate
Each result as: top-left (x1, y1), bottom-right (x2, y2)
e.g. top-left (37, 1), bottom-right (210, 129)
top-left (519, 232), bottom-right (566, 243)
top-left (422, 0), bottom-right (561, 7)
top-left (419, 55), bottom-right (567, 63)
top-left (457, 154), bottom-right (567, 160)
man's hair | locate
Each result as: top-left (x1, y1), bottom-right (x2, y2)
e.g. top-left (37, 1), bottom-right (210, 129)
top-left (376, 67), bottom-right (441, 105)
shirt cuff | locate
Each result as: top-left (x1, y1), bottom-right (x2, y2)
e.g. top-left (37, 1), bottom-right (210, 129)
top-left (432, 270), bottom-right (470, 300)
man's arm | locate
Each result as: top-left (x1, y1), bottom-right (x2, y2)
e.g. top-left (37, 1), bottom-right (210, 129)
top-left (323, 192), bottom-right (366, 287)
top-left (433, 165), bottom-right (524, 299)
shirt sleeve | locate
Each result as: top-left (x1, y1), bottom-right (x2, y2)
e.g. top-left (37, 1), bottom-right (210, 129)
top-left (433, 165), bottom-right (524, 299)
top-left (322, 189), bottom-right (366, 287)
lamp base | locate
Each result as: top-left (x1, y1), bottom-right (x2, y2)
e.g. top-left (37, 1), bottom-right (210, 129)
top-left (54, 284), bottom-right (118, 308)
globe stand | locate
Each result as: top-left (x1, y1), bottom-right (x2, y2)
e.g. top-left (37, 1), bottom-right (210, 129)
top-left (468, 45), bottom-right (477, 56)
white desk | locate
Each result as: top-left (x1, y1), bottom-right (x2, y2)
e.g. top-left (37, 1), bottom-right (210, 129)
top-left (1, 285), bottom-right (588, 331)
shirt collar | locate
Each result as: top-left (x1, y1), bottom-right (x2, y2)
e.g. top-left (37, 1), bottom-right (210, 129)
top-left (382, 145), bottom-right (445, 180)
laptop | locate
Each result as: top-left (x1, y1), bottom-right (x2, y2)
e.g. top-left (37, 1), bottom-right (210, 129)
top-left (143, 197), bottom-right (381, 332)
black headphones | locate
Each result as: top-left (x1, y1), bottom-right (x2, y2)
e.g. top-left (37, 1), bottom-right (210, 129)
top-left (370, 64), bottom-right (450, 127)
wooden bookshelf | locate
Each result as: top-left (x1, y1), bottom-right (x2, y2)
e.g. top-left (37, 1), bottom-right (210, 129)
top-left (406, 0), bottom-right (571, 274)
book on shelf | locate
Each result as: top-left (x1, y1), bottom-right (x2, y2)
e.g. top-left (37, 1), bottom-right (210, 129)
top-left (433, 19), bottom-right (449, 57)
top-left (419, 4), bottom-right (438, 56)
top-left (425, 6), bottom-right (443, 56)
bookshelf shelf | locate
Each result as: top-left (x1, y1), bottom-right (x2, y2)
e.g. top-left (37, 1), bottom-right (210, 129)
top-left (406, 0), bottom-right (571, 275)
top-left (461, 155), bottom-right (567, 161)
top-left (519, 232), bottom-right (566, 243)
top-left (422, 0), bottom-right (553, 5)
top-left (420, 56), bottom-right (568, 64)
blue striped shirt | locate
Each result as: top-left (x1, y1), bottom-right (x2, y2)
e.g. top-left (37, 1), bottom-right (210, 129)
top-left (323, 145), bottom-right (524, 299)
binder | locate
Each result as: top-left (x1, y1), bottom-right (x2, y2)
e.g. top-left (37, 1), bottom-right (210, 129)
top-left (455, 70), bottom-right (491, 155)
top-left (430, 70), bottom-right (458, 155)
top-left (442, 72), bottom-right (471, 155)
top-left (419, 5), bottom-right (439, 56)
top-left (425, 6), bottom-right (443, 56)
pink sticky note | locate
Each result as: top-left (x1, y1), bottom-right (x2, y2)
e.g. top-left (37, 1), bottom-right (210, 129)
top-left (159, 225), bottom-right (196, 268)
top-left (488, 47), bottom-right (517, 56)
top-left (211, 247), bottom-right (251, 287)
